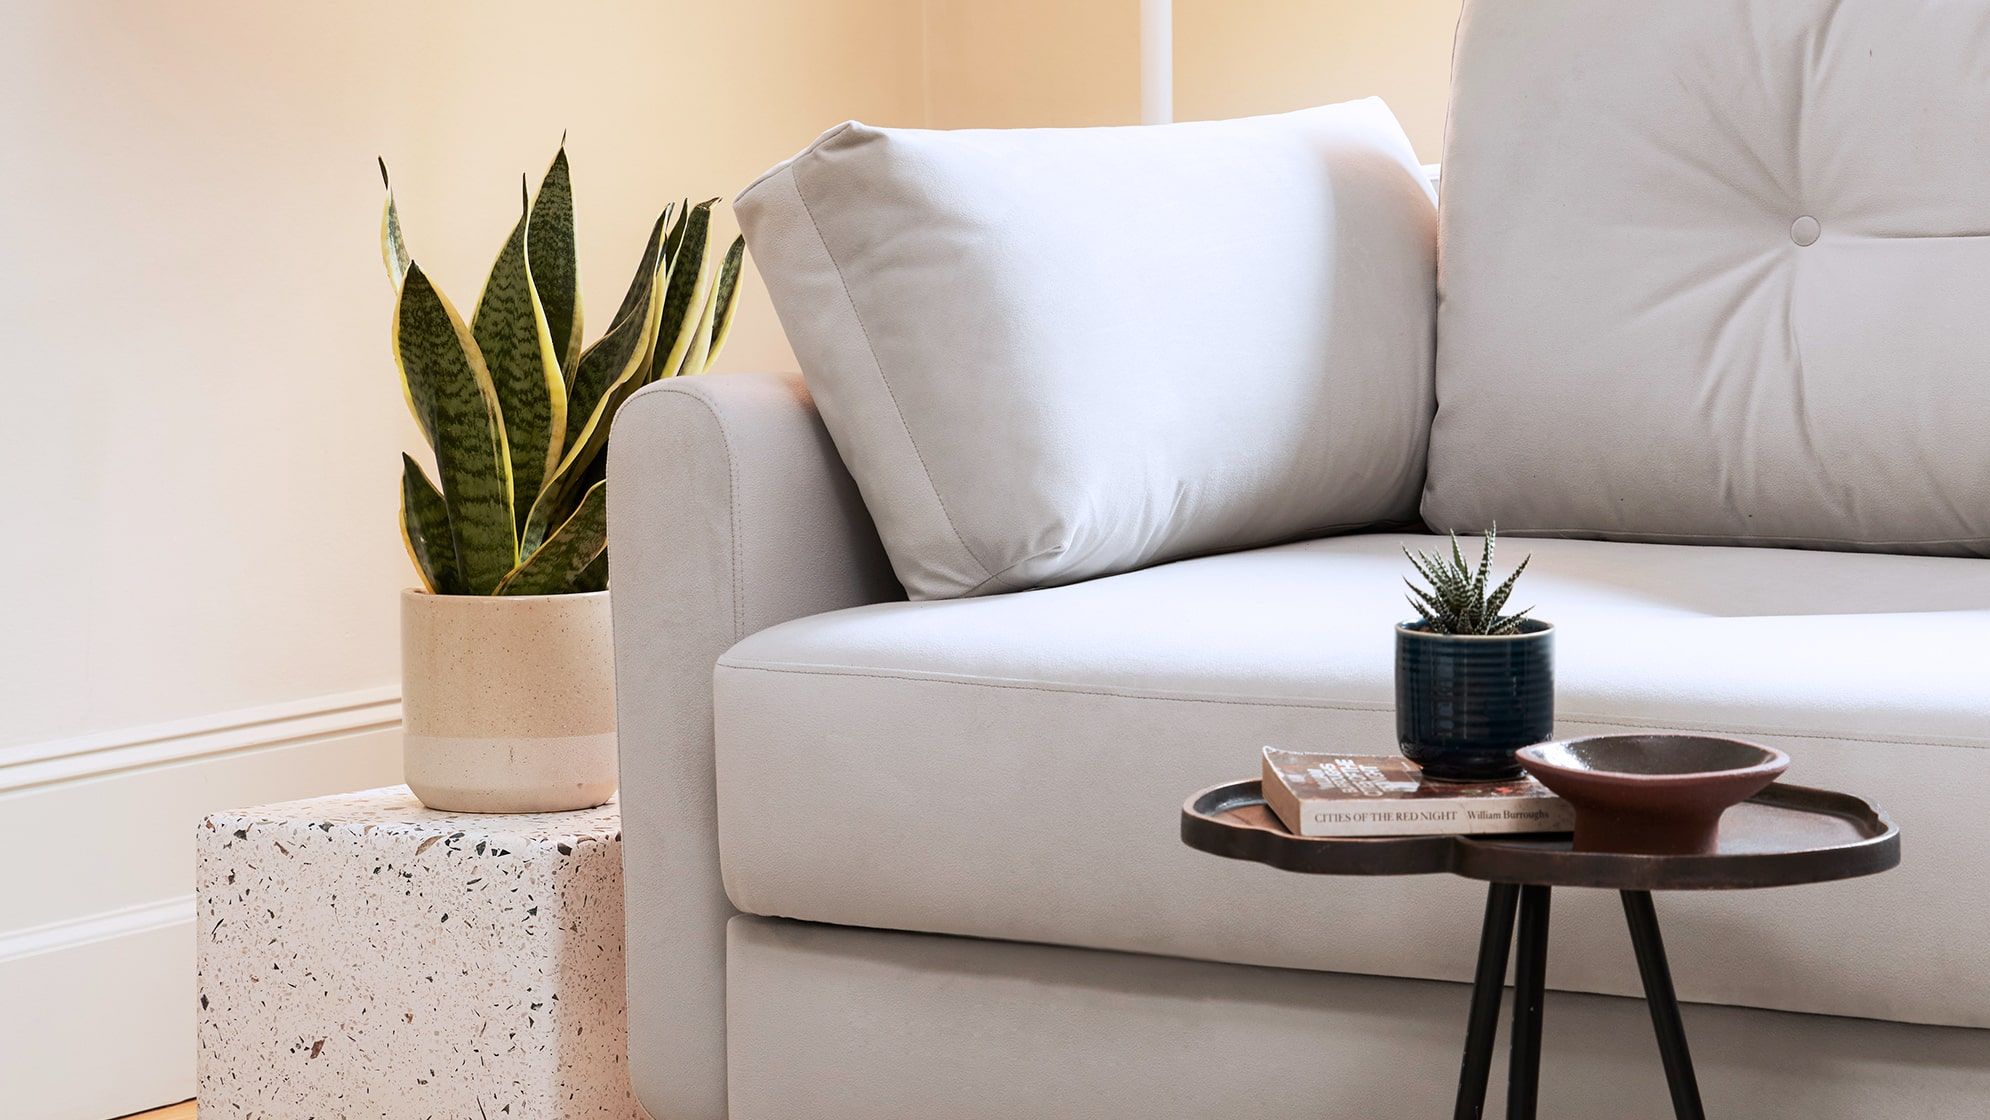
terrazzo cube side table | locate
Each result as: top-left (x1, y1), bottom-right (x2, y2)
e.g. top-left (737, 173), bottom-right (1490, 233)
top-left (196, 786), bottom-right (640, 1119)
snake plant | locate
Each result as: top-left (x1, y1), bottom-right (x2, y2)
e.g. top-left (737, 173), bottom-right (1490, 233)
top-left (1403, 527), bottom-right (1533, 635)
top-left (381, 144), bottom-right (745, 595)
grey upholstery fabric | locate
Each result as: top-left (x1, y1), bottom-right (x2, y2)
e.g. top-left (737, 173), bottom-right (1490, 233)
top-left (716, 534), bottom-right (1990, 1028)
top-left (737, 100), bottom-right (1438, 599)
top-left (728, 917), bottom-right (1990, 1120)
top-left (1426, 0), bottom-right (1990, 556)
top-left (607, 372), bottom-right (900, 1120)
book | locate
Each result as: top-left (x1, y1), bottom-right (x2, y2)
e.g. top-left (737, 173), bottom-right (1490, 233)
top-left (1260, 747), bottom-right (1575, 838)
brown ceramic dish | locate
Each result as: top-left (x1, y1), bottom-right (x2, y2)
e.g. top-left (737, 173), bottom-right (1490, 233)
top-left (1515, 735), bottom-right (1790, 854)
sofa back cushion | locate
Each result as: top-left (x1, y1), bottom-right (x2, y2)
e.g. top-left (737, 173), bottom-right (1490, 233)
top-left (737, 100), bottom-right (1437, 599)
top-left (1426, 0), bottom-right (1990, 558)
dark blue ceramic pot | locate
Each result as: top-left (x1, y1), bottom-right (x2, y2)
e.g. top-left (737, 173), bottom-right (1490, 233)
top-left (1395, 619), bottom-right (1555, 782)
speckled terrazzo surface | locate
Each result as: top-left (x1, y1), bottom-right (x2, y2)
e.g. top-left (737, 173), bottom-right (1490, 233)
top-left (195, 785), bottom-right (639, 1118)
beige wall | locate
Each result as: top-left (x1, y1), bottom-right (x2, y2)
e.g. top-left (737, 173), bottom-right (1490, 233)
top-left (1176, 0), bottom-right (1460, 160)
top-left (922, 0), bottom-right (1142, 128)
top-left (920, 1), bottom-right (1459, 150)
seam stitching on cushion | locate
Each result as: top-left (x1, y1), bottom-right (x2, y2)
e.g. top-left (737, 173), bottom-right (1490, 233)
top-left (1549, 711), bottom-right (1986, 751)
top-left (787, 167), bottom-right (1008, 593)
top-left (715, 661), bottom-right (1990, 750)
top-left (1496, 525), bottom-right (1990, 548)
top-left (957, 543), bottom-right (1069, 596)
top-left (964, 515), bottom-right (1407, 596)
top-left (736, 120), bottom-right (857, 204)
top-left (721, 660), bottom-right (1385, 713)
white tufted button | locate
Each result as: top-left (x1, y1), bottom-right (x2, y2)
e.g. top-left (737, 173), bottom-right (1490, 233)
top-left (1791, 215), bottom-right (1820, 246)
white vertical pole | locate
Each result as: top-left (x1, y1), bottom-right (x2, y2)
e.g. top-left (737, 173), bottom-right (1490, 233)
top-left (1140, 0), bottom-right (1173, 124)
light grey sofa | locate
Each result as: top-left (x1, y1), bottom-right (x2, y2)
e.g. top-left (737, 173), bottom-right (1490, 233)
top-left (609, 3), bottom-right (1990, 1117)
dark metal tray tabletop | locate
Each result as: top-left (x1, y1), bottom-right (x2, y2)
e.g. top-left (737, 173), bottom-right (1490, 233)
top-left (1182, 779), bottom-right (1898, 890)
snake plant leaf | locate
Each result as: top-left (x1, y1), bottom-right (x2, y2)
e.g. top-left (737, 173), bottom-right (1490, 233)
top-left (562, 212), bottom-right (666, 452)
top-left (681, 263), bottom-right (721, 377)
top-left (572, 552), bottom-right (608, 593)
top-left (620, 202), bottom-right (687, 394)
top-left (523, 216), bottom-right (668, 553)
top-left (612, 205), bottom-right (702, 408)
top-left (497, 480), bottom-right (608, 595)
top-left (379, 158), bottom-right (411, 291)
top-left (395, 262), bottom-right (517, 592)
top-left (527, 146), bottom-right (584, 381)
top-left (706, 235), bottom-right (746, 368)
top-left (475, 196), bottom-right (567, 529)
top-left (379, 159), bottom-right (437, 445)
top-left (679, 232), bottom-right (745, 378)
top-left (552, 207), bottom-right (725, 548)
top-left (556, 206), bottom-right (724, 527)
top-left (609, 201), bottom-right (676, 332)
top-left (663, 197), bottom-right (690, 268)
top-left (399, 453), bottom-right (462, 594)
top-left (650, 199), bottom-right (719, 382)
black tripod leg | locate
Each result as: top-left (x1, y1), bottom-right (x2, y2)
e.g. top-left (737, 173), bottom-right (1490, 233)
top-left (1452, 882), bottom-right (1520, 1120)
top-left (1622, 890), bottom-right (1707, 1120)
top-left (1506, 885), bottom-right (1552, 1120)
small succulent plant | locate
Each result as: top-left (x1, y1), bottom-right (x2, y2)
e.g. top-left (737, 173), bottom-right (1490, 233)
top-left (1403, 527), bottom-right (1533, 635)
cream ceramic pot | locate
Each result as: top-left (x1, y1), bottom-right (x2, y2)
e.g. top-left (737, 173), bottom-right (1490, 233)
top-left (400, 588), bottom-right (617, 813)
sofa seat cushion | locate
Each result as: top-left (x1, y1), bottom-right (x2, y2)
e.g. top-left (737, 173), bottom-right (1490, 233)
top-left (713, 535), bottom-right (1990, 1028)
top-left (1427, 0), bottom-right (1990, 556)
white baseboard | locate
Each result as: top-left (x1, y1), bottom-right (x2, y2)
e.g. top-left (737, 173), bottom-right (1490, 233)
top-left (0, 691), bottom-right (403, 1120)
top-left (2, 904), bottom-right (197, 1120)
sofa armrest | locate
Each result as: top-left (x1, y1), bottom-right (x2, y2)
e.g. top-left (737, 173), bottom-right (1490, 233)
top-left (607, 371), bottom-right (900, 1120)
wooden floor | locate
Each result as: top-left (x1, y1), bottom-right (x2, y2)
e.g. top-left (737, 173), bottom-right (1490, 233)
top-left (121, 1104), bottom-right (194, 1120)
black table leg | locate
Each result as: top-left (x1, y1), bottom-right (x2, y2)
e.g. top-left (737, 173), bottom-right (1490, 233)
top-left (1622, 890), bottom-right (1707, 1120)
top-left (1451, 882), bottom-right (1520, 1120)
top-left (1506, 885), bottom-right (1552, 1120)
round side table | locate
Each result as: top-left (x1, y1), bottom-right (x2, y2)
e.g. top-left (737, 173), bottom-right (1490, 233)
top-left (1180, 780), bottom-right (1899, 1120)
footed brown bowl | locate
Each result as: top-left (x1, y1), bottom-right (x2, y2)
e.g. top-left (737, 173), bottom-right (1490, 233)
top-left (1515, 735), bottom-right (1790, 854)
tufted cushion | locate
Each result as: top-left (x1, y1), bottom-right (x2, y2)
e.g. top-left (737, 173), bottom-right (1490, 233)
top-left (1426, 0), bottom-right (1990, 557)
top-left (737, 101), bottom-right (1437, 599)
